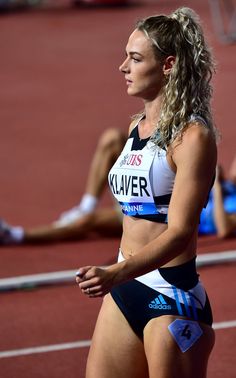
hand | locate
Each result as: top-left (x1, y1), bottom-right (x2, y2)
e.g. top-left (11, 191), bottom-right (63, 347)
top-left (75, 265), bottom-right (118, 298)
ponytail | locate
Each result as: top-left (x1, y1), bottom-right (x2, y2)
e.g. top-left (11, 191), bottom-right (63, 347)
top-left (136, 7), bottom-right (216, 148)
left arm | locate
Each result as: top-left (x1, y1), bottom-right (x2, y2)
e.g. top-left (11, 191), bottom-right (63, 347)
top-left (77, 125), bottom-right (217, 297)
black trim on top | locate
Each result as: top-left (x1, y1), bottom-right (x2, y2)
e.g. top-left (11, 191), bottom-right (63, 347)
top-left (129, 126), bottom-right (150, 151)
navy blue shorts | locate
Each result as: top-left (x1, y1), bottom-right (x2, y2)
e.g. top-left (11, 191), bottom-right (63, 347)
top-left (111, 252), bottom-right (213, 339)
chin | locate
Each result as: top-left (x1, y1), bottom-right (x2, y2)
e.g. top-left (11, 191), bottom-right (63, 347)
top-left (127, 89), bottom-right (142, 98)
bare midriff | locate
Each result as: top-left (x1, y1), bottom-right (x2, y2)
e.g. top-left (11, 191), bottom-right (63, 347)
top-left (120, 215), bottom-right (197, 267)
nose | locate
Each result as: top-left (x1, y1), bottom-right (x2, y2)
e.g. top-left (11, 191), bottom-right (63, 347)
top-left (119, 57), bottom-right (129, 73)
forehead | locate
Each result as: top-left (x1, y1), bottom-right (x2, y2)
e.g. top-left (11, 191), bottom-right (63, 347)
top-left (126, 29), bottom-right (154, 55)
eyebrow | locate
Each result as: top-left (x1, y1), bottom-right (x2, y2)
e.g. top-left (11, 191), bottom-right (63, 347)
top-left (126, 51), bottom-right (144, 58)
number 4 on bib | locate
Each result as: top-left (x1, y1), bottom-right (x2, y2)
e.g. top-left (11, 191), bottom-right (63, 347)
top-left (168, 319), bottom-right (203, 352)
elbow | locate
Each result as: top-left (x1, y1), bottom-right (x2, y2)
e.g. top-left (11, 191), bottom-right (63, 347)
top-left (217, 229), bottom-right (231, 239)
top-left (215, 221), bottom-right (233, 239)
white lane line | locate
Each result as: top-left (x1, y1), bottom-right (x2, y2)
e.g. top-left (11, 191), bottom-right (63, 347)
top-left (197, 250), bottom-right (236, 267)
top-left (0, 250), bottom-right (236, 291)
top-left (0, 340), bottom-right (91, 358)
top-left (0, 319), bottom-right (235, 359)
top-left (213, 320), bottom-right (236, 329)
top-left (0, 270), bottom-right (78, 291)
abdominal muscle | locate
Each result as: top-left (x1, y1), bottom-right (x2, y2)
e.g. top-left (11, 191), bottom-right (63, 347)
top-left (120, 215), bottom-right (197, 267)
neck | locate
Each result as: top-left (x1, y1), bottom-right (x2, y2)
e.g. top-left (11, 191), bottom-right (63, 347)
top-left (144, 92), bottom-right (162, 116)
top-left (142, 97), bottom-right (162, 130)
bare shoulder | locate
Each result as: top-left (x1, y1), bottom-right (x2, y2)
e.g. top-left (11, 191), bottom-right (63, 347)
top-left (184, 122), bottom-right (216, 144)
top-left (172, 122), bottom-right (217, 165)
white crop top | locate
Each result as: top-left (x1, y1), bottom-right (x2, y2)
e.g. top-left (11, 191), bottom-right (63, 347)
top-left (108, 123), bottom-right (176, 223)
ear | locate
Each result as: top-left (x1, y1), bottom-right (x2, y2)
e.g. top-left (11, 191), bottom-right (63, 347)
top-left (163, 56), bottom-right (176, 75)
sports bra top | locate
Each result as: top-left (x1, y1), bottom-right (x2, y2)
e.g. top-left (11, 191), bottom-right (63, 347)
top-left (108, 120), bottom-right (176, 223)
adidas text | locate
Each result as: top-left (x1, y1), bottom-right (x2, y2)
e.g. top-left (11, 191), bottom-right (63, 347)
top-left (149, 295), bottom-right (171, 310)
top-left (149, 303), bottom-right (171, 310)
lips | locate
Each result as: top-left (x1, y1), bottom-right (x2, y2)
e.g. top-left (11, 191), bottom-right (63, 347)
top-left (125, 78), bottom-right (132, 85)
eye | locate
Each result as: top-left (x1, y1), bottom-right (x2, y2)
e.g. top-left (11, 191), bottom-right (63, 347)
top-left (130, 53), bottom-right (142, 63)
top-left (132, 57), bottom-right (141, 63)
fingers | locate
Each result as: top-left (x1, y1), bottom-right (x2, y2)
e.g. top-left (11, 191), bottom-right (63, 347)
top-left (76, 266), bottom-right (102, 283)
top-left (75, 266), bottom-right (99, 291)
top-left (79, 275), bottom-right (101, 293)
top-left (81, 285), bottom-right (105, 298)
top-left (75, 266), bottom-right (108, 297)
top-left (75, 266), bottom-right (92, 283)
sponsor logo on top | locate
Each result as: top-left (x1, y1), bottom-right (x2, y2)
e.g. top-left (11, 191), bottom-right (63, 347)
top-left (120, 153), bottom-right (143, 167)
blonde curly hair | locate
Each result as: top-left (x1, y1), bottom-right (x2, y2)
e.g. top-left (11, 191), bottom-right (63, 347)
top-left (135, 7), bottom-right (216, 148)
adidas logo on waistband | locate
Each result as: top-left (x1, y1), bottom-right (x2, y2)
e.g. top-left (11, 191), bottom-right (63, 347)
top-left (148, 294), bottom-right (171, 310)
